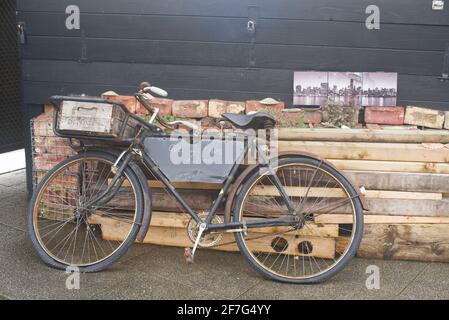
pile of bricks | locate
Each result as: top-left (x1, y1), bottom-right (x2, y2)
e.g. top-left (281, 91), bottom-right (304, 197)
top-left (44, 94), bottom-right (449, 130)
top-left (103, 95), bottom-right (290, 125)
top-left (105, 95), bottom-right (449, 130)
top-left (102, 94), bottom-right (323, 127)
top-left (31, 114), bottom-right (76, 184)
top-left (364, 106), bottom-right (448, 130)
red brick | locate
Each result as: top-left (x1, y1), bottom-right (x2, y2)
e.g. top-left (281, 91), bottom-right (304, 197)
top-left (33, 113), bottom-right (52, 123)
top-left (44, 104), bottom-right (54, 114)
top-left (103, 95), bottom-right (138, 113)
top-left (200, 117), bottom-right (217, 129)
top-left (32, 114), bottom-right (54, 137)
top-left (404, 106), bottom-right (445, 129)
top-left (281, 109), bottom-right (322, 125)
top-left (303, 110), bottom-right (323, 124)
top-left (202, 127), bottom-right (221, 134)
top-left (43, 136), bottom-right (68, 146)
top-left (33, 144), bottom-right (47, 154)
top-left (366, 123), bottom-right (381, 130)
top-left (364, 106), bottom-right (405, 125)
top-left (172, 100), bottom-right (208, 118)
top-left (46, 146), bottom-right (75, 157)
top-left (246, 100), bottom-right (285, 113)
top-left (136, 97), bottom-right (173, 116)
top-left (282, 110), bottom-right (302, 121)
top-left (34, 155), bottom-right (67, 171)
top-left (208, 99), bottom-right (245, 118)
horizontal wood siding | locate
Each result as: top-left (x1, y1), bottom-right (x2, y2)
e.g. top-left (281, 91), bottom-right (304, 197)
top-left (18, 0), bottom-right (449, 108)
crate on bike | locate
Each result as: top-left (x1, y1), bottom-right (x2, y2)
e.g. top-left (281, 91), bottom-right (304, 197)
top-left (54, 98), bottom-right (140, 140)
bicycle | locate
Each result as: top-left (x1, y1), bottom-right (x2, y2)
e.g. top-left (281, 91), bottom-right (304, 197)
top-left (28, 82), bottom-right (366, 283)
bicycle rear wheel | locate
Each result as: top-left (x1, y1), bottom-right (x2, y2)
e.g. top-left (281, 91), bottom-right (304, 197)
top-left (28, 151), bottom-right (143, 272)
top-left (233, 157), bottom-right (363, 283)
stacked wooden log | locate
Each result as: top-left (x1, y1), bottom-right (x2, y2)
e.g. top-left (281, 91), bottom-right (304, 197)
top-left (113, 128), bottom-right (449, 262)
top-left (279, 128), bottom-right (449, 262)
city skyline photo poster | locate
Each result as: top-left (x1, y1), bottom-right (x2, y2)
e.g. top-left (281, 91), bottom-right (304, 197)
top-left (293, 71), bottom-right (328, 106)
top-left (328, 72), bottom-right (363, 105)
top-left (293, 71), bottom-right (397, 107)
top-left (362, 72), bottom-right (397, 106)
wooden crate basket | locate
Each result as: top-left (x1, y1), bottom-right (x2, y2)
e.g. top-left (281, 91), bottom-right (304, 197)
top-left (55, 100), bottom-right (140, 140)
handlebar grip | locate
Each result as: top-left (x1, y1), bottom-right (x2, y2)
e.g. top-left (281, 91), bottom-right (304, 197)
top-left (143, 86), bottom-right (168, 97)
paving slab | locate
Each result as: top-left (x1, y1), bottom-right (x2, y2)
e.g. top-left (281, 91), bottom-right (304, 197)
top-left (398, 263), bottom-right (449, 299)
top-left (0, 223), bottom-right (219, 300)
top-left (0, 184), bottom-right (27, 203)
top-left (0, 223), bottom-right (24, 251)
top-left (0, 223), bottom-right (155, 300)
top-left (349, 259), bottom-right (429, 300)
top-left (103, 245), bottom-right (262, 299)
top-left (97, 272), bottom-right (223, 300)
top-left (238, 258), bottom-right (429, 300)
top-left (0, 197), bottom-right (28, 232)
top-left (237, 258), bottom-right (362, 300)
top-left (0, 170), bottom-right (27, 187)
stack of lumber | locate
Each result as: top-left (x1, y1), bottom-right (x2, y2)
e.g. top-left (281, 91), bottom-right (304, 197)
top-left (278, 128), bottom-right (449, 262)
top-left (95, 127), bottom-right (449, 262)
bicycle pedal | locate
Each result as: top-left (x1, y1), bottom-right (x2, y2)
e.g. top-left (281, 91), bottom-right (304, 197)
top-left (184, 247), bottom-right (194, 264)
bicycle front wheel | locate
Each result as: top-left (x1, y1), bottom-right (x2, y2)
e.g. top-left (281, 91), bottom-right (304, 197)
top-left (233, 156), bottom-right (363, 283)
top-left (28, 151), bottom-right (144, 272)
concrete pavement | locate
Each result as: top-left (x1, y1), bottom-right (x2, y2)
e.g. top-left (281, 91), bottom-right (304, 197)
top-left (1, 169), bottom-right (448, 300)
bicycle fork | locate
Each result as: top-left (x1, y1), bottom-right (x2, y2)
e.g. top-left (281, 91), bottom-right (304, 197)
top-left (83, 150), bottom-right (133, 209)
top-left (257, 146), bottom-right (298, 217)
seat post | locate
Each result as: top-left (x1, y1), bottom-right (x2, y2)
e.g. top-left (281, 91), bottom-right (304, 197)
top-left (263, 121), bottom-right (275, 159)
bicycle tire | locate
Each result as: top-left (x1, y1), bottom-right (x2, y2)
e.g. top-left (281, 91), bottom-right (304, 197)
top-left (233, 156), bottom-right (364, 283)
top-left (28, 151), bottom-right (144, 272)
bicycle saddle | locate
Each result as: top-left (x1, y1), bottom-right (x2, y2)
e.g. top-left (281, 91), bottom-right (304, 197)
top-left (222, 112), bottom-right (276, 129)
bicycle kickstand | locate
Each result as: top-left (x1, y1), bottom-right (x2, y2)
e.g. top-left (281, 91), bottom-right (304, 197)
top-left (184, 223), bottom-right (206, 264)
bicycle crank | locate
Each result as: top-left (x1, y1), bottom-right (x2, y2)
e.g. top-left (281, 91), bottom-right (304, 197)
top-left (185, 213), bottom-right (223, 263)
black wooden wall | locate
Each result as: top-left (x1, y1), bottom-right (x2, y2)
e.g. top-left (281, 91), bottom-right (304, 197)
top-left (18, 0), bottom-right (449, 109)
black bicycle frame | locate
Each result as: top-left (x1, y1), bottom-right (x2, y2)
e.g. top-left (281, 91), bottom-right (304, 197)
top-left (49, 93), bottom-right (298, 233)
top-left (136, 134), bottom-right (298, 233)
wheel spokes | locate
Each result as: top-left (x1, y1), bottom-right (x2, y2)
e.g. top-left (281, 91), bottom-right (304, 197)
top-left (33, 157), bottom-right (138, 267)
top-left (240, 163), bottom-right (358, 279)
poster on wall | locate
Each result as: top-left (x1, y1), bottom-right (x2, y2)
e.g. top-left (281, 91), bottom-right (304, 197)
top-left (293, 71), bottom-right (328, 106)
top-left (293, 71), bottom-right (397, 107)
top-left (328, 72), bottom-right (362, 105)
top-left (361, 72), bottom-right (397, 106)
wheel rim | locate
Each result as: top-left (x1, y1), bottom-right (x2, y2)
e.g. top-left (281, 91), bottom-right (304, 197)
top-left (33, 157), bottom-right (139, 267)
top-left (238, 162), bottom-right (358, 280)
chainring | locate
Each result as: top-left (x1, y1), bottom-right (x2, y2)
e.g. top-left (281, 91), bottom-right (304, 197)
top-left (187, 213), bottom-right (223, 248)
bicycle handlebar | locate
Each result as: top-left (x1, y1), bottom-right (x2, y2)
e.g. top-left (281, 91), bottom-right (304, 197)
top-left (135, 83), bottom-right (198, 131)
top-left (142, 86), bottom-right (168, 97)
